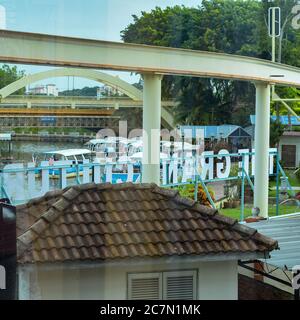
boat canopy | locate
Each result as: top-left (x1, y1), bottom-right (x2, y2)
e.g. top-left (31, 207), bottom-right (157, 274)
top-left (43, 149), bottom-right (92, 157)
top-left (131, 152), bottom-right (169, 160)
top-left (87, 137), bottom-right (129, 146)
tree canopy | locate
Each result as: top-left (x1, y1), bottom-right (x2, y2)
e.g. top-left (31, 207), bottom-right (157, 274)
top-left (0, 64), bottom-right (25, 95)
top-left (121, 0), bottom-right (300, 126)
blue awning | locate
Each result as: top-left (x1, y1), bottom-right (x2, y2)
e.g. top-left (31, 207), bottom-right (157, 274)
top-left (250, 115), bottom-right (300, 126)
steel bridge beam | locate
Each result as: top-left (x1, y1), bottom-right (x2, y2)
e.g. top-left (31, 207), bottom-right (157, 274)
top-left (0, 116), bottom-right (119, 128)
top-left (0, 95), bottom-right (175, 109)
top-left (0, 108), bottom-right (115, 116)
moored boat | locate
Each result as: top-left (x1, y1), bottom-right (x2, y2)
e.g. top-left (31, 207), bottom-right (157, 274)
top-left (34, 149), bottom-right (92, 178)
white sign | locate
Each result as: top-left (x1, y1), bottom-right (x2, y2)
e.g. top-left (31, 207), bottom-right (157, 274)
top-left (268, 7), bottom-right (281, 37)
top-left (1, 148), bottom-right (277, 202)
top-left (166, 148), bottom-right (277, 184)
top-left (292, 4), bottom-right (300, 30)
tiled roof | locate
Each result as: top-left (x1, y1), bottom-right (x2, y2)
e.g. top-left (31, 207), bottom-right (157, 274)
top-left (16, 183), bottom-right (278, 264)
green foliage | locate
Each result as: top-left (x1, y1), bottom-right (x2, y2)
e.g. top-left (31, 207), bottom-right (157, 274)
top-left (173, 183), bottom-right (215, 207)
top-left (221, 205), bottom-right (299, 221)
top-left (121, 1), bottom-right (300, 126)
top-left (59, 86), bottom-right (126, 97)
top-left (224, 163), bottom-right (242, 200)
top-left (0, 64), bottom-right (25, 94)
top-left (59, 86), bottom-right (99, 97)
top-left (270, 120), bottom-right (285, 147)
top-left (295, 167), bottom-right (300, 181)
top-left (272, 87), bottom-right (300, 117)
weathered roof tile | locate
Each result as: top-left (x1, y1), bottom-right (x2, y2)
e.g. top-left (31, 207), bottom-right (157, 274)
top-left (16, 183), bottom-right (278, 264)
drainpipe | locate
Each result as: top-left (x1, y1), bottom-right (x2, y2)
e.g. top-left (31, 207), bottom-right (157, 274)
top-left (0, 200), bottom-right (16, 300)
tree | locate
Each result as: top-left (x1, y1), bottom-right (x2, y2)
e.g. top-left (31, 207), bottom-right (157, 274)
top-left (270, 120), bottom-right (285, 147)
top-left (261, 0), bottom-right (297, 64)
top-left (121, 1), bottom-right (300, 127)
top-left (59, 86), bottom-right (99, 97)
top-left (121, 1), bottom-right (266, 126)
top-left (0, 64), bottom-right (25, 95)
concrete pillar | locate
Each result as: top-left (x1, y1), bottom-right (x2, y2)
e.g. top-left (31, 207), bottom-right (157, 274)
top-left (142, 73), bottom-right (162, 185)
top-left (254, 82), bottom-right (271, 218)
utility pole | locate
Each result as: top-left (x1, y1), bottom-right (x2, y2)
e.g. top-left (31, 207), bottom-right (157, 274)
top-left (268, 7), bottom-right (281, 123)
top-left (268, 6), bottom-right (281, 62)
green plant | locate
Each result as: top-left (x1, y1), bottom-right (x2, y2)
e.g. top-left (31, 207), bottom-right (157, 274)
top-left (226, 163), bottom-right (242, 200)
top-left (173, 184), bottom-right (215, 207)
top-left (296, 166), bottom-right (300, 181)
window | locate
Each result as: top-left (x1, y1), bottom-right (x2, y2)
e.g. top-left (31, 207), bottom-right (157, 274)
top-left (128, 270), bottom-right (197, 300)
top-left (128, 273), bottom-right (162, 300)
top-left (281, 145), bottom-right (296, 168)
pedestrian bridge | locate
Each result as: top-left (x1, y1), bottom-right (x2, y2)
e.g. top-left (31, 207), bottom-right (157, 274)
top-left (0, 67), bottom-right (176, 128)
top-left (0, 95), bottom-right (175, 109)
top-left (1, 29), bottom-right (300, 217)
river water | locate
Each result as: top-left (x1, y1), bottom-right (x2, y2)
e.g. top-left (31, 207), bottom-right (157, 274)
top-left (0, 140), bottom-right (86, 204)
top-left (0, 140), bottom-right (84, 162)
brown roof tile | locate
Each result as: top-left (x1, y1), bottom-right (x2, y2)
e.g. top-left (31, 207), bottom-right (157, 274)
top-left (16, 183), bottom-right (278, 264)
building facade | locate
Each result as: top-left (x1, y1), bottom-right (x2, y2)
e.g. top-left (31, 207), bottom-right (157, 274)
top-left (16, 183), bottom-right (277, 300)
top-left (279, 131), bottom-right (300, 168)
top-left (27, 84), bottom-right (59, 97)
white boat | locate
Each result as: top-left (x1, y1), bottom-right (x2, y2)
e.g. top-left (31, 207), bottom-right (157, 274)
top-left (42, 149), bottom-right (92, 163)
top-left (85, 136), bottom-right (198, 164)
top-left (130, 151), bottom-right (169, 160)
top-left (35, 149), bottom-right (92, 178)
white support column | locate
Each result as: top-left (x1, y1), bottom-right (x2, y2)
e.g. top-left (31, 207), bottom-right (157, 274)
top-left (254, 82), bottom-right (271, 218)
top-left (142, 73), bottom-right (162, 185)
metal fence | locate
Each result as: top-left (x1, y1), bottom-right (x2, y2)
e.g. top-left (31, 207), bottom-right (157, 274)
top-left (0, 150), bottom-right (298, 221)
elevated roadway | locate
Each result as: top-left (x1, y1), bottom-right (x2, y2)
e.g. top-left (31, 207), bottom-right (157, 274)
top-left (1, 30), bottom-right (300, 216)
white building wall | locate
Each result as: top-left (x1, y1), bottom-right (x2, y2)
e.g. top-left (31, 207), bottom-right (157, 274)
top-left (20, 260), bottom-right (238, 300)
top-left (46, 84), bottom-right (59, 96)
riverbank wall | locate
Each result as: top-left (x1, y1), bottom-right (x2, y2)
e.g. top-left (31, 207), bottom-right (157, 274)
top-left (12, 133), bottom-right (94, 143)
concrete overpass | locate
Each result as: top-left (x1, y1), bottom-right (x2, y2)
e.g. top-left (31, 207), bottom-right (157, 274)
top-left (0, 95), bottom-right (174, 108)
top-left (0, 95), bottom-right (176, 128)
top-left (2, 30), bottom-right (300, 217)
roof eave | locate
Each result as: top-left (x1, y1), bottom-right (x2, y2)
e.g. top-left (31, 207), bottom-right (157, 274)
top-left (17, 251), bottom-right (271, 271)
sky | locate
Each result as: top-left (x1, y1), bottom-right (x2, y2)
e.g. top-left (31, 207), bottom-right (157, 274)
top-left (0, 0), bottom-right (202, 91)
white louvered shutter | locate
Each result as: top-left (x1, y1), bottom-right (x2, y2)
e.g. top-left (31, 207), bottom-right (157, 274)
top-left (128, 273), bottom-right (162, 300)
top-left (163, 270), bottom-right (197, 300)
